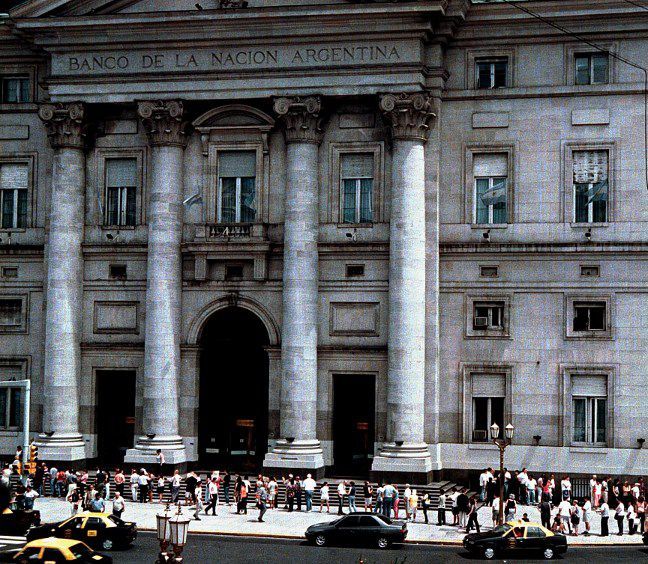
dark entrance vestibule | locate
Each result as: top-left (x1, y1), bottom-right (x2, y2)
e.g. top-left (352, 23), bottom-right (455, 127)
top-left (333, 373), bottom-right (376, 475)
top-left (96, 370), bottom-right (136, 463)
top-left (199, 306), bottom-right (269, 469)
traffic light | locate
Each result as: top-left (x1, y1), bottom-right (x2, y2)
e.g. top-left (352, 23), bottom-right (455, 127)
top-left (27, 443), bottom-right (38, 474)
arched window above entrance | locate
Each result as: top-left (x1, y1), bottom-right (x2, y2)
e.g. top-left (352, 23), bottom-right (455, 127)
top-left (193, 105), bottom-right (275, 225)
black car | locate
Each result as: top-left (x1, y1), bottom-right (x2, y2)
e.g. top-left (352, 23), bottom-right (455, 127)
top-left (26, 512), bottom-right (136, 551)
top-left (0, 505), bottom-right (41, 536)
top-left (305, 513), bottom-right (407, 549)
top-left (463, 521), bottom-right (568, 560)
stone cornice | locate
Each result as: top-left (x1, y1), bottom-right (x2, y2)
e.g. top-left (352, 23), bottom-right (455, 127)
top-left (137, 100), bottom-right (189, 147)
top-left (37, 102), bottom-right (88, 149)
top-left (273, 96), bottom-right (324, 145)
top-left (379, 92), bottom-right (437, 142)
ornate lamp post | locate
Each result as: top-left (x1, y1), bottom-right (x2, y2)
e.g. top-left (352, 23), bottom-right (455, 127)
top-left (167, 504), bottom-right (190, 563)
top-left (155, 503), bottom-right (172, 563)
top-left (490, 422), bottom-right (514, 525)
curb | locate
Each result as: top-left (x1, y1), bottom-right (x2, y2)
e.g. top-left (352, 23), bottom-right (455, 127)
top-left (137, 527), bottom-right (644, 547)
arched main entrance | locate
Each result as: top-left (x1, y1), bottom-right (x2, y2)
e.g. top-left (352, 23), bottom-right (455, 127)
top-left (198, 306), bottom-right (269, 469)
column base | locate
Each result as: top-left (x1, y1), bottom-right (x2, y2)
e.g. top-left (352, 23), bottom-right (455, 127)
top-left (34, 433), bottom-right (87, 462)
top-left (263, 440), bottom-right (325, 478)
top-left (124, 435), bottom-right (187, 466)
top-left (371, 442), bottom-right (433, 483)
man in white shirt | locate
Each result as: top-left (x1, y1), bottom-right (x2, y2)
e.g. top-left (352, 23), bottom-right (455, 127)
top-left (599, 500), bottom-right (610, 536)
top-left (558, 498), bottom-right (572, 534)
top-left (171, 470), bottom-right (182, 503)
top-left (403, 485), bottom-right (411, 519)
top-left (448, 488), bottom-right (460, 526)
top-left (491, 493), bottom-right (501, 525)
top-left (303, 474), bottom-right (317, 512)
top-left (527, 476), bottom-right (537, 505)
top-left (337, 481), bottom-right (347, 515)
top-left (478, 469), bottom-right (489, 502)
top-left (129, 470), bottom-right (138, 502)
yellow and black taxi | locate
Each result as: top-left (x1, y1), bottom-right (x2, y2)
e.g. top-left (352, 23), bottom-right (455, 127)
top-left (8, 537), bottom-right (112, 563)
top-left (463, 520), bottom-right (568, 560)
top-left (26, 512), bottom-right (135, 552)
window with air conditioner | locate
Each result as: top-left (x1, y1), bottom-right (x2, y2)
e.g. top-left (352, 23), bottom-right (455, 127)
top-left (573, 150), bottom-right (608, 223)
top-left (466, 295), bottom-right (510, 339)
top-left (473, 154), bottom-right (508, 225)
top-left (217, 151), bottom-right (257, 223)
top-left (473, 302), bottom-right (504, 330)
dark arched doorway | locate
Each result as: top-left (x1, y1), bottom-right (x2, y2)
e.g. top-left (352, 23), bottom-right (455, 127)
top-left (199, 306), bottom-right (269, 470)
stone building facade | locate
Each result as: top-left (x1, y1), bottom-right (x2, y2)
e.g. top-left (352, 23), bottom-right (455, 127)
top-left (0, 0), bottom-right (646, 479)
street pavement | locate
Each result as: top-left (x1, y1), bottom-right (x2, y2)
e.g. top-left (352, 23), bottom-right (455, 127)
top-left (113, 532), bottom-right (647, 563)
top-left (32, 497), bottom-right (645, 546)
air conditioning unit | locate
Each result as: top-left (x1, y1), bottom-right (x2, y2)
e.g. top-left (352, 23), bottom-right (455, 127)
top-left (474, 316), bottom-right (489, 328)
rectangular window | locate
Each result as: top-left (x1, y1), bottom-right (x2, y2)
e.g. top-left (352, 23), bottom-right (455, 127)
top-left (0, 365), bottom-right (25, 430)
top-left (0, 299), bottom-right (22, 327)
top-left (0, 164), bottom-right (28, 229)
top-left (109, 264), bottom-right (127, 280)
top-left (105, 158), bottom-right (137, 226)
top-left (575, 53), bottom-right (609, 85)
top-left (341, 153), bottom-right (373, 224)
top-left (573, 397), bottom-right (607, 444)
top-left (476, 59), bottom-right (508, 89)
top-left (1, 76), bottom-right (30, 103)
top-left (573, 150), bottom-right (608, 223)
top-left (345, 264), bottom-right (365, 278)
top-left (473, 301), bottom-right (505, 330)
top-left (480, 266), bottom-right (499, 278)
top-left (573, 301), bottom-right (607, 332)
top-left (473, 154), bottom-right (507, 224)
top-left (472, 396), bottom-right (504, 442)
top-left (217, 151), bottom-right (256, 223)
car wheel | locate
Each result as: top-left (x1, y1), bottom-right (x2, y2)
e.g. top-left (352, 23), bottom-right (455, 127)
top-left (102, 538), bottom-right (114, 551)
top-left (376, 536), bottom-right (390, 549)
top-left (314, 534), bottom-right (327, 547)
top-left (543, 547), bottom-right (554, 560)
top-left (483, 546), bottom-right (496, 560)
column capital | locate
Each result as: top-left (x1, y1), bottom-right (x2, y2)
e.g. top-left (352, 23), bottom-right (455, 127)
top-left (38, 102), bottom-right (88, 150)
top-left (379, 92), bottom-right (437, 142)
top-left (137, 99), bottom-right (189, 147)
top-left (273, 95), bottom-right (323, 145)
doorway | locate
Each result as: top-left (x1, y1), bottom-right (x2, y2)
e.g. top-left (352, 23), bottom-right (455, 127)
top-left (96, 370), bottom-right (136, 463)
top-left (333, 374), bottom-right (376, 475)
top-left (199, 306), bottom-right (269, 469)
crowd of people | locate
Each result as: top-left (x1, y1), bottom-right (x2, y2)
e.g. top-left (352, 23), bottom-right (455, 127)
top-left (2, 448), bottom-right (646, 538)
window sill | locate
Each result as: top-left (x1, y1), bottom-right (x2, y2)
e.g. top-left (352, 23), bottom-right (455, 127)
top-left (337, 223), bottom-right (374, 229)
top-left (569, 445), bottom-right (609, 453)
top-left (465, 333), bottom-right (512, 340)
top-left (0, 229), bottom-right (26, 234)
top-left (101, 225), bottom-right (137, 230)
top-left (470, 224), bottom-right (508, 230)
top-left (565, 332), bottom-right (613, 341)
top-left (467, 443), bottom-right (498, 450)
top-left (570, 223), bottom-right (609, 229)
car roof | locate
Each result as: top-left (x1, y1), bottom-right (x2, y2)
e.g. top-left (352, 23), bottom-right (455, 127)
top-left (75, 511), bottom-right (110, 518)
top-left (25, 537), bottom-right (88, 549)
top-left (505, 521), bottom-right (554, 535)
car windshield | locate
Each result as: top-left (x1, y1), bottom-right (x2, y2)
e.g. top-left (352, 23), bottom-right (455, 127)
top-left (107, 515), bottom-right (123, 525)
top-left (70, 543), bottom-right (93, 558)
top-left (492, 524), bottom-right (513, 535)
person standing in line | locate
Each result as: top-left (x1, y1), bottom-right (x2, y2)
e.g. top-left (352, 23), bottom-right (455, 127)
top-left (615, 499), bottom-right (626, 535)
top-left (257, 482), bottom-right (268, 522)
top-left (465, 495), bottom-right (480, 533)
top-left (582, 496), bottom-right (593, 535)
top-left (403, 484), bottom-right (412, 520)
top-left (570, 500), bottom-right (581, 536)
top-left (593, 479), bottom-right (602, 509)
top-left (393, 487), bottom-right (400, 520)
top-left (66, 485), bottom-right (80, 516)
top-left (319, 482), bottom-right (330, 513)
top-left (637, 496), bottom-right (646, 534)
top-left (438, 491), bottom-right (448, 525)
top-left (238, 480), bottom-right (248, 515)
top-left (599, 498), bottom-right (610, 536)
top-left (478, 469), bottom-right (489, 502)
top-left (294, 476), bottom-right (303, 511)
top-left (448, 487), bottom-right (459, 526)
top-left (33, 463), bottom-right (44, 496)
top-left (155, 450), bottom-right (165, 476)
top-left (347, 481), bottom-right (357, 513)
top-left (267, 476), bottom-right (277, 510)
top-left (457, 488), bottom-right (469, 528)
top-left (171, 470), bottom-right (181, 503)
top-left (539, 497), bottom-right (552, 530)
top-left (222, 470), bottom-right (231, 506)
top-left (560, 475), bottom-right (571, 501)
top-left (205, 478), bottom-right (219, 516)
top-left (285, 477), bottom-right (295, 512)
top-left (363, 481), bottom-right (373, 512)
top-left (137, 470), bottom-right (149, 503)
top-left (303, 474), bottom-right (316, 512)
top-left (627, 502), bottom-right (637, 535)
top-left (193, 485), bottom-right (203, 521)
top-left (375, 483), bottom-right (384, 515)
top-left (382, 482), bottom-right (395, 518)
top-left (421, 492), bottom-right (431, 524)
top-left (504, 494), bottom-right (517, 523)
top-left (491, 492), bottom-right (501, 527)
top-left (337, 481), bottom-right (346, 515)
top-left (601, 477), bottom-right (609, 506)
top-left (130, 469), bottom-right (138, 502)
top-left (114, 469), bottom-right (125, 497)
top-left (112, 491), bottom-right (125, 519)
top-left (408, 489), bottom-right (418, 522)
top-left (557, 497), bottom-right (572, 534)
top-left (48, 465), bottom-right (58, 497)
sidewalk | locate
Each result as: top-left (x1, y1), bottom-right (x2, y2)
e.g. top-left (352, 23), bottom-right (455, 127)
top-left (32, 497), bottom-right (643, 546)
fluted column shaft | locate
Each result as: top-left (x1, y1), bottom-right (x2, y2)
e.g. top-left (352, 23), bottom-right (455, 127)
top-left (372, 93), bottom-right (437, 476)
top-left (264, 96), bottom-right (324, 472)
top-left (125, 100), bottom-right (188, 464)
top-left (37, 103), bottom-right (88, 460)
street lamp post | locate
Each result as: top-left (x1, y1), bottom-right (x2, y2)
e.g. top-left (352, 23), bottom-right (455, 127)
top-left (156, 503), bottom-right (190, 563)
top-left (155, 503), bottom-right (172, 564)
top-left (490, 422), bottom-right (514, 525)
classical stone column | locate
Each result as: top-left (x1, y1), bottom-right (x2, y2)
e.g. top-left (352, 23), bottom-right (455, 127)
top-left (125, 100), bottom-right (188, 465)
top-left (371, 92), bottom-right (437, 478)
top-left (263, 96), bottom-right (324, 473)
top-left (35, 103), bottom-right (88, 461)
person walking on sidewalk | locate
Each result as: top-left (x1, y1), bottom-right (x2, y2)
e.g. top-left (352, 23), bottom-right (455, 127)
top-left (465, 495), bottom-right (480, 534)
top-left (205, 478), bottom-right (219, 516)
top-left (193, 486), bottom-right (203, 521)
top-left (303, 474), bottom-right (316, 512)
top-left (129, 469), bottom-right (138, 502)
top-left (170, 470), bottom-right (181, 503)
top-left (337, 481), bottom-right (346, 515)
top-left (257, 483), bottom-right (268, 522)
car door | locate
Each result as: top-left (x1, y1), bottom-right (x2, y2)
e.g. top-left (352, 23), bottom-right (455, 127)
top-left (84, 516), bottom-right (107, 546)
top-left (356, 515), bottom-right (380, 545)
top-left (334, 515), bottom-right (360, 544)
top-left (58, 516), bottom-right (85, 541)
top-left (502, 526), bottom-right (526, 554)
top-left (523, 525), bottom-right (547, 552)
